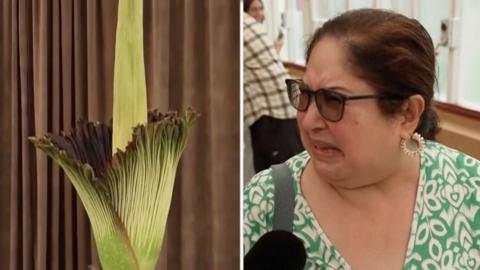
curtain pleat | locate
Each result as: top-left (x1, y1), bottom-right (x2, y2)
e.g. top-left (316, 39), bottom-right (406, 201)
top-left (2, 0), bottom-right (239, 269)
top-left (0, 0), bottom-right (13, 267)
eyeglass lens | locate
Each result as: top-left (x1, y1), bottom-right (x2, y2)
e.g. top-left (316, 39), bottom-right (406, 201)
top-left (288, 81), bottom-right (344, 121)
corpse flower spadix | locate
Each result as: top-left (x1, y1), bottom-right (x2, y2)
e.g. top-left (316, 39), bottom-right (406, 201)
top-left (29, 0), bottom-right (197, 269)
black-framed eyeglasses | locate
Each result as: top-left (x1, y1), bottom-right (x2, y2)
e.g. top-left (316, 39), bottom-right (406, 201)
top-left (285, 79), bottom-right (404, 122)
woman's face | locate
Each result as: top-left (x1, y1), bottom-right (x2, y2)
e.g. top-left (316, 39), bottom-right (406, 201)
top-left (299, 37), bottom-right (404, 188)
top-left (247, 0), bottom-right (265, 23)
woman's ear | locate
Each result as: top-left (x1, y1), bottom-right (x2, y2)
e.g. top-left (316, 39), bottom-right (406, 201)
top-left (400, 94), bottom-right (425, 138)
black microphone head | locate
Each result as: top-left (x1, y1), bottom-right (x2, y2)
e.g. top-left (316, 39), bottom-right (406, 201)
top-left (244, 230), bottom-right (307, 270)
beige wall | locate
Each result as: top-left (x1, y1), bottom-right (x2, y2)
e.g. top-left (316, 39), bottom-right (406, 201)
top-left (436, 109), bottom-right (480, 160)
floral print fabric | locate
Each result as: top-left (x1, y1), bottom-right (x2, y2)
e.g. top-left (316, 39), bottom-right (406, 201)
top-left (243, 141), bottom-right (480, 269)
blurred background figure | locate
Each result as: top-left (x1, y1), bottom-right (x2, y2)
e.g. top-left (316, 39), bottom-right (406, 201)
top-left (244, 0), bottom-right (265, 22)
top-left (243, 4), bottom-right (304, 181)
top-left (244, 0), bottom-right (285, 53)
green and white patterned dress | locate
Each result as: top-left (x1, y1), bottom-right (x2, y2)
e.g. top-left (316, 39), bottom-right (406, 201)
top-left (243, 141), bottom-right (480, 269)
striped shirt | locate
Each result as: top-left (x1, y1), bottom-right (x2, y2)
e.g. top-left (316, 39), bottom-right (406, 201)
top-left (243, 13), bottom-right (296, 127)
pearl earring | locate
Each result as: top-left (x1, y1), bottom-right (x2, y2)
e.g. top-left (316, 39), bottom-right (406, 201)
top-left (400, 132), bottom-right (425, 157)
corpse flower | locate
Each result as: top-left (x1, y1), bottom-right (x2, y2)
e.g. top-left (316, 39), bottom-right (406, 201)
top-left (29, 0), bottom-right (197, 269)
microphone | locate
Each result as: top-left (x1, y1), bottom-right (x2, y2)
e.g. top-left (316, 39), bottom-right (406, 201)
top-left (244, 230), bottom-right (307, 270)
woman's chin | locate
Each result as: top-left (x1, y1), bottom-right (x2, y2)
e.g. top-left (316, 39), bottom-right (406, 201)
top-left (306, 147), bottom-right (346, 179)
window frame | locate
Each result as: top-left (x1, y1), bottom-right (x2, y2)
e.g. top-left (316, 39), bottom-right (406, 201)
top-left (265, 0), bottom-right (480, 115)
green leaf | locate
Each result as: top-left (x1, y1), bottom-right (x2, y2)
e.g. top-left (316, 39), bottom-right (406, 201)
top-left (29, 137), bottom-right (139, 269)
top-left (105, 110), bottom-right (197, 269)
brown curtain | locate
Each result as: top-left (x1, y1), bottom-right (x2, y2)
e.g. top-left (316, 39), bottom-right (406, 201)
top-left (1, 0), bottom-right (239, 269)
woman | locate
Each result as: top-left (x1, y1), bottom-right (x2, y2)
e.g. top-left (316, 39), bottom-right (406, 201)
top-left (244, 0), bottom-right (284, 53)
top-left (243, 0), bottom-right (302, 175)
top-left (244, 0), bottom-right (265, 23)
top-left (243, 9), bottom-right (480, 269)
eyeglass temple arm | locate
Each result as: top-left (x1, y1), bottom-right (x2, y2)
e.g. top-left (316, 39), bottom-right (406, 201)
top-left (345, 95), bottom-right (405, 101)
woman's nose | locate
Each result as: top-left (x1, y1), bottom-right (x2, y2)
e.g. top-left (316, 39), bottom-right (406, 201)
top-left (298, 99), bottom-right (327, 131)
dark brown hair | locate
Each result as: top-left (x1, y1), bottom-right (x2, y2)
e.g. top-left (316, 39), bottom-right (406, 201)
top-left (306, 8), bottom-right (439, 139)
top-left (243, 0), bottom-right (263, 13)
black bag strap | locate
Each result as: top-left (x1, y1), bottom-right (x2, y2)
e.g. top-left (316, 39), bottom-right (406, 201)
top-left (271, 163), bottom-right (295, 232)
